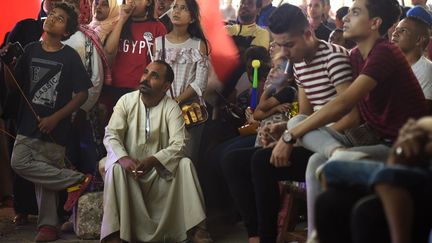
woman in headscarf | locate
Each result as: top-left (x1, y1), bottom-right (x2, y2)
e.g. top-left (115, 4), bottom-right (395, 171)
top-left (88, 0), bottom-right (120, 45)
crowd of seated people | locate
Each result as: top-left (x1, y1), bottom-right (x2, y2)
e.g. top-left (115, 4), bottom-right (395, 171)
top-left (0, 0), bottom-right (432, 243)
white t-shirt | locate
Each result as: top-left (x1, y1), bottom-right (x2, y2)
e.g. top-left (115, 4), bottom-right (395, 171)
top-left (411, 55), bottom-right (432, 100)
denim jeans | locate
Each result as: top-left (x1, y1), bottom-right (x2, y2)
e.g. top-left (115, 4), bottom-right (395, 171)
top-left (317, 163), bottom-right (432, 243)
top-left (287, 114), bottom-right (390, 235)
top-left (323, 160), bottom-right (385, 189)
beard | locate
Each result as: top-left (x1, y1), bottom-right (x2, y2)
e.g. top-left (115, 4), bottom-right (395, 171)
top-left (139, 83), bottom-right (152, 95)
top-left (239, 14), bottom-right (255, 24)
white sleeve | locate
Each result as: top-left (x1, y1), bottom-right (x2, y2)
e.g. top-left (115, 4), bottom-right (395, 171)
top-left (80, 44), bottom-right (104, 112)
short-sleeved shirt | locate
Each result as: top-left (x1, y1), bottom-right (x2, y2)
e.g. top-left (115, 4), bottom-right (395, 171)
top-left (294, 40), bottom-right (352, 111)
top-left (226, 23), bottom-right (270, 49)
top-left (411, 56), bottom-right (432, 100)
top-left (154, 37), bottom-right (209, 103)
top-left (350, 38), bottom-right (428, 141)
top-left (111, 20), bottom-right (167, 89)
top-left (14, 42), bottom-right (92, 146)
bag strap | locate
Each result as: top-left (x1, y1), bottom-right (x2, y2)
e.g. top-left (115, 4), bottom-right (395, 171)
top-left (236, 24), bottom-right (243, 36)
top-left (162, 36), bottom-right (176, 99)
top-left (161, 35), bottom-right (166, 61)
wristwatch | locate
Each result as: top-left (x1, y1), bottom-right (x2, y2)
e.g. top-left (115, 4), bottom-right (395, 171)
top-left (282, 130), bottom-right (297, 144)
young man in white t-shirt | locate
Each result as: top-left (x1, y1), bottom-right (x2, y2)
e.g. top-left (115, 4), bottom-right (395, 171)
top-left (391, 6), bottom-right (432, 112)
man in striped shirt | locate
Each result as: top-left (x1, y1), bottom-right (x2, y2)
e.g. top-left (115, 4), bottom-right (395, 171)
top-left (243, 3), bottom-right (358, 242)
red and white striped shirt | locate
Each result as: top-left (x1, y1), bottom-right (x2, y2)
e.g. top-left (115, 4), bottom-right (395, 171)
top-left (294, 41), bottom-right (352, 111)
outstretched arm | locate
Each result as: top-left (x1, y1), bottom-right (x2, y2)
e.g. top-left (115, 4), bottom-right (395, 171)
top-left (290, 74), bottom-right (376, 140)
top-left (270, 75), bottom-right (376, 167)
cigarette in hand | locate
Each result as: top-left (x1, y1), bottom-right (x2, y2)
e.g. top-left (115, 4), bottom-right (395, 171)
top-left (267, 133), bottom-right (277, 142)
top-left (132, 170), bottom-right (144, 174)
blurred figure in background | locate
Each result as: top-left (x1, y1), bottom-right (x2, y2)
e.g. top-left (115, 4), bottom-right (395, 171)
top-left (257, 0), bottom-right (276, 28)
top-left (154, 0), bottom-right (174, 31)
top-left (307, 0), bottom-right (332, 41)
top-left (322, 0), bottom-right (336, 29)
top-left (329, 28), bottom-right (356, 49)
top-left (335, 6), bottom-right (348, 29)
top-left (88, 0), bottom-right (120, 45)
top-left (221, 0), bottom-right (237, 23)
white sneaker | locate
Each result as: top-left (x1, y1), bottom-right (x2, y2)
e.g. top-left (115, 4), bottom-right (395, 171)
top-left (306, 230), bottom-right (319, 243)
top-left (329, 150), bottom-right (369, 162)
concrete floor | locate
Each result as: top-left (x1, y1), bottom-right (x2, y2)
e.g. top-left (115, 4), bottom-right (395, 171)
top-left (0, 206), bottom-right (248, 243)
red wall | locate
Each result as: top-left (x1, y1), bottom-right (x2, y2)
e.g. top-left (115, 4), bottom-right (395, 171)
top-left (1, 0), bottom-right (41, 44)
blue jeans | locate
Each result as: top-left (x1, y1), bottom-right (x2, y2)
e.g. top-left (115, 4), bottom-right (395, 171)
top-left (287, 114), bottom-right (391, 235)
top-left (324, 160), bottom-right (432, 190)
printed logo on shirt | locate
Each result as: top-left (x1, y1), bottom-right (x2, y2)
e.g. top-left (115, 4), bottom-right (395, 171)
top-left (119, 32), bottom-right (154, 57)
top-left (143, 32), bottom-right (153, 42)
top-left (120, 39), bottom-right (148, 54)
top-left (30, 58), bottom-right (63, 109)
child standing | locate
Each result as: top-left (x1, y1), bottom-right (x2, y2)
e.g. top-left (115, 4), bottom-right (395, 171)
top-left (2, 3), bottom-right (93, 241)
top-left (154, 0), bottom-right (209, 163)
top-left (103, 0), bottom-right (166, 116)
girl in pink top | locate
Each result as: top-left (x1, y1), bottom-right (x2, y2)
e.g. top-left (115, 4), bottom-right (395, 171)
top-left (154, 0), bottom-right (209, 163)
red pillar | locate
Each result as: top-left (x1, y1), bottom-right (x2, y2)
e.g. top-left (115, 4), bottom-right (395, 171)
top-left (0, 0), bottom-right (41, 43)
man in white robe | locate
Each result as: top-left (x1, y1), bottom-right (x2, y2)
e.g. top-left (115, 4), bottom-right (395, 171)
top-left (100, 61), bottom-right (210, 243)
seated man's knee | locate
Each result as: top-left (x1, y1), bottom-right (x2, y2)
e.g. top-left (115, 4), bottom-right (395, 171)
top-left (306, 153), bottom-right (327, 181)
top-left (178, 157), bottom-right (194, 168)
top-left (287, 114), bottom-right (308, 130)
top-left (10, 158), bottom-right (21, 172)
top-left (177, 157), bottom-right (199, 175)
top-left (108, 163), bottom-right (125, 179)
top-left (99, 157), bottom-right (107, 180)
top-left (10, 152), bottom-right (27, 173)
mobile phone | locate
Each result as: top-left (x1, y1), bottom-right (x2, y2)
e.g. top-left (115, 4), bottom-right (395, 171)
top-left (1, 42), bottom-right (24, 64)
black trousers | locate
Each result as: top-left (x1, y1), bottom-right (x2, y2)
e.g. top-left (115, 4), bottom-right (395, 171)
top-left (316, 186), bottom-right (432, 243)
top-left (13, 175), bottom-right (38, 215)
top-left (221, 146), bottom-right (312, 242)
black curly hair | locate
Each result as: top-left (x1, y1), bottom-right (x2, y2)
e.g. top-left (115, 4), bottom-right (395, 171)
top-left (52, 2), bottom-right (79, 40)
top-left (268, 4), bottom-right (309, 36)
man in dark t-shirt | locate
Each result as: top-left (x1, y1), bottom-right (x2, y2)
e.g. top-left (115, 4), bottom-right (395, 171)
top-left (2, 3), bottom-right (93, 242)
